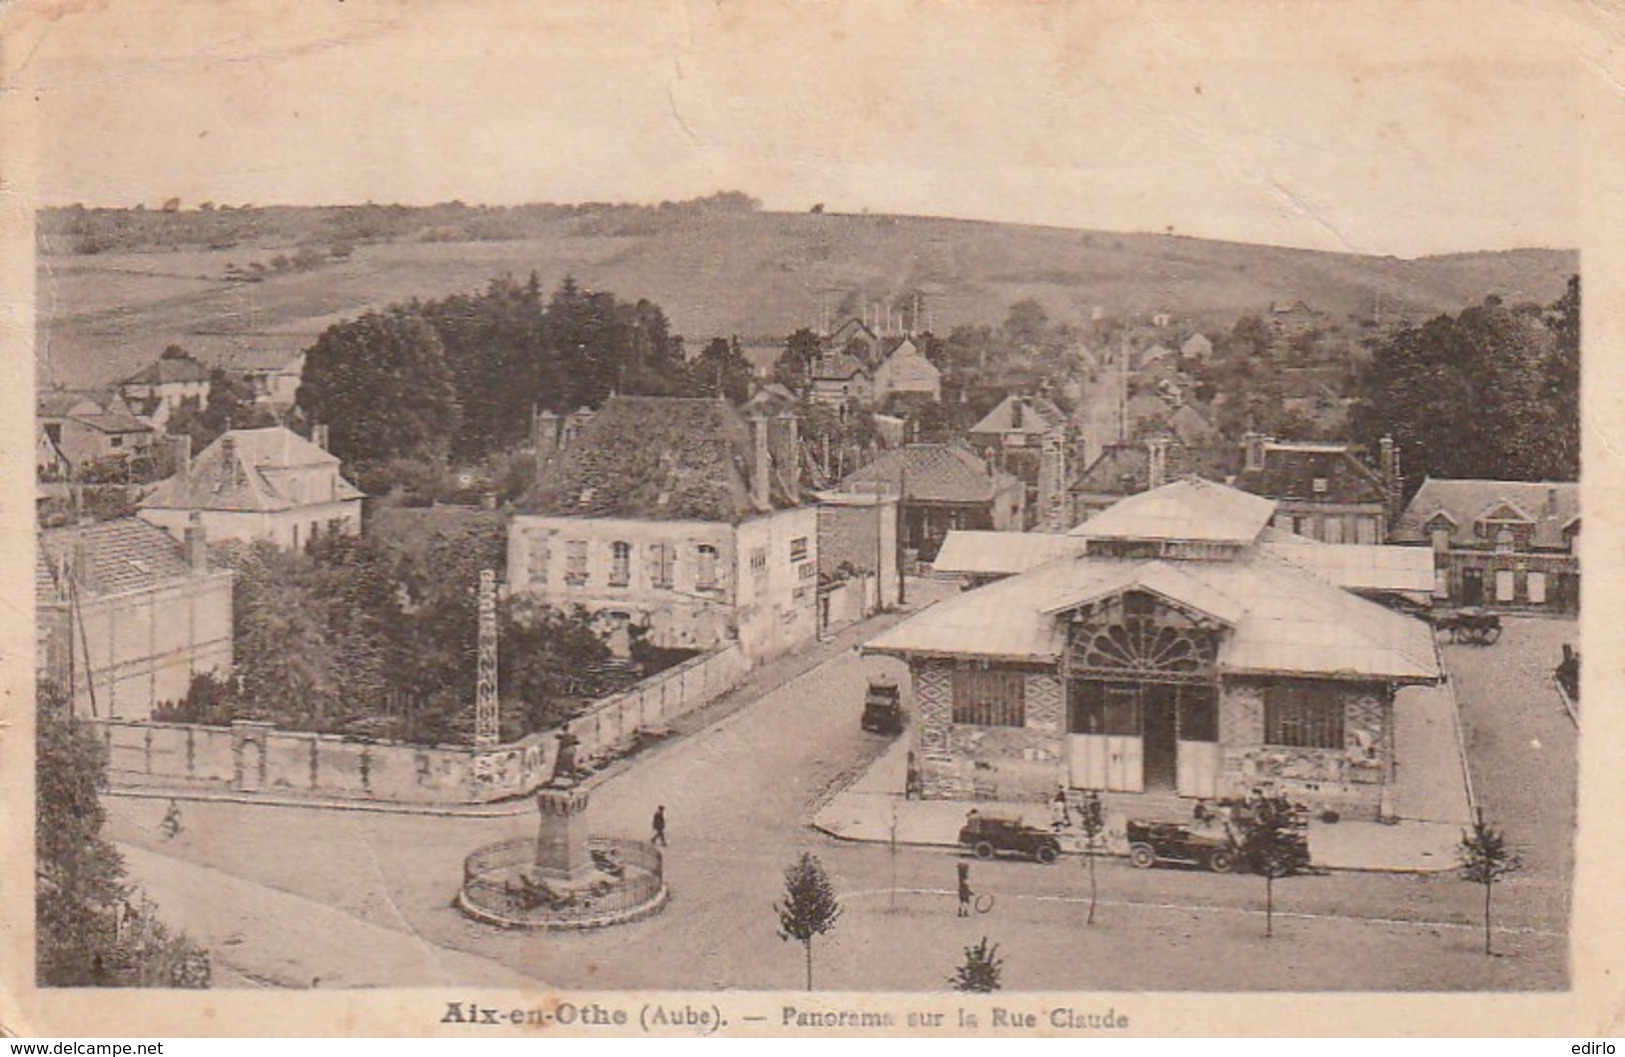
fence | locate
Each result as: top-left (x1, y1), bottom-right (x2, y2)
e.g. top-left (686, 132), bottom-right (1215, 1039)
top-left (458, 836), bottom-right (666, 929)
top-left (93, 642), bottom-right (750, 805)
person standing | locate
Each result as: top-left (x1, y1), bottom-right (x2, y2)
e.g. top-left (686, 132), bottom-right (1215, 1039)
top-left (651, 804), bottom-right (668, 846)
top-left (956, 861), bottom-right (972, 917)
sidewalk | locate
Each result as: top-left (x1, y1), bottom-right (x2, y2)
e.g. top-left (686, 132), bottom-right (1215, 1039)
top-left (813, 713), bottom-right (1470, 874)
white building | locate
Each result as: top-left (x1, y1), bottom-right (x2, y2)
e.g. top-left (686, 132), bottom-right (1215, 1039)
top-left (139, 425), bottom-right (364, 550)
top-left (508, 397), bottom-right (819, 662)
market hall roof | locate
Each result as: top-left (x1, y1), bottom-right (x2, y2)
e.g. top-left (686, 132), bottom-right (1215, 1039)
top-left (933, 523), bottom-right (1435, 596)
top-left (864, 548), bottom-right (1441, 684)
top-left (1068, 477), bottom-right (1276, 545)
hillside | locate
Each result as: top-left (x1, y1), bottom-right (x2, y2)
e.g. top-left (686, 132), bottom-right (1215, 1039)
top-left (35, 205), bottom-right (1577, 389)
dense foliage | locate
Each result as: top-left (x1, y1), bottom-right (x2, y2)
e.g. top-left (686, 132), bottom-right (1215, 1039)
top-left (1352, 277), bottom-right (1579, 487)
top-left (37, 680), bottom-right (210, 987)
top-left (211, 524), bottom-right (618, 745)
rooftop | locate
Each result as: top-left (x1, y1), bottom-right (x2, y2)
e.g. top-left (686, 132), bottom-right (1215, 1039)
top-left (865, 547), bottom-right (1440, 683)
top-left (124, 355), bottom-right (210, 386)
top-left (520, 396), bottom-right (800, 523)
top-left (38, 517), bottom-right (218, 601)
top-left (1394, 478), bottom-right (1579, 549)
top-left (837, 444), bottom-right (1018, 506)
top-left (1069, 478), bottom-right (1276, 545)
top-left (141, 426), bottom-right (361, 514)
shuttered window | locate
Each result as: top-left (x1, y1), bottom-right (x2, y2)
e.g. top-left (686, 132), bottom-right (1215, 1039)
top-left (609, 541), bottom-right (632, 587)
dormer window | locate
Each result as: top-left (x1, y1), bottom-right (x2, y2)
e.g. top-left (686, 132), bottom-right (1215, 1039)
top-left (1494, 527), bottom-right (1515, 554)
top-left (1311, 477), bottom-right (1329, 495)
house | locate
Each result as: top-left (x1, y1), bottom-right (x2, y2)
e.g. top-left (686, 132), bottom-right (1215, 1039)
top-left (967, 395), bottom-right (1071, 531)
top-left (830, 443), bottom-right (1024, 562)
top-left (1068, 438), bottom-right (1238, 525)
top-left (872, 336), bottom-right (942, 405)
top-left (1270, 300), bottom-right (1321, 336)
top-left (808, 352), bottom-right (873, 408)
top-left (1180, 333), bottom-right (1213, 361)
top-left (1135, 343), bottom-right (1175, 370)
top-left (507, 396), bottom-right (819, 662)
top-left (1235, 434), bottom-right (1391, 544)
top-left (37, 516), bottom-right (234, 720)
top-left (119, 349), bottom-right (211, 430)
top-left (37, 390), bottom-right (156, 471)
top-left (1068, 433), bottom-right (1395, 545)
top-left (139, 425), bottom-right (364, 550)
top-left (816, 492), bottom-right (902, 630)
top-left (1392, 479), bottom-right (1579, 611)
top-left (216, 348), bottom-right (305, 408)
top-left (864, 478), bottom-right (1443, 818)
top-left (1166, 403), bottom-right (1220, 446)
top-left (828, 317), bottom-right (881, 368)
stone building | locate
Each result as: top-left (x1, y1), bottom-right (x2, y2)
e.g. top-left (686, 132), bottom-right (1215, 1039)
top-left (1393, 478), bottom-right (1579, 611)
top-left (37, 516), bottom-right (234, 720)
top-left (865, 478), bottom-right (1442, 819)
top-left (508, 397), bottom-right (819, 662)
top-left (832, 443), bottom-right (1024, 562)
top-left (139, 426), bottom-right (364, 550)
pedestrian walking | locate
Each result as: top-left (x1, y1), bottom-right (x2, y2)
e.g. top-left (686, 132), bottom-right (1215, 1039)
top-left (1051, 787), bottom-right (1072, 832)
top-left (160, 799), bottom-right (183, 840)
top-left (651, 804), bottom-right (667, 846)
top-left (957, 862), bottom-right (972, 917)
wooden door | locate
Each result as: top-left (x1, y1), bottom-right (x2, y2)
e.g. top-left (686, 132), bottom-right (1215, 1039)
top-left (1067, 682), bottom-right (1143, 792)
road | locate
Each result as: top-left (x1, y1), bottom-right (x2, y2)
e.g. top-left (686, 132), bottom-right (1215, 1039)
top-left (106, 608), bottom-right (1573, 991)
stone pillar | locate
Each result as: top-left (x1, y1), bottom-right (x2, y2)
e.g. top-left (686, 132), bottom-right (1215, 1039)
top-left (534, 785), bottom-right (594, 881)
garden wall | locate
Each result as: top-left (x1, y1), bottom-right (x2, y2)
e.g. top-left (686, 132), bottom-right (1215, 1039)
top-left (94, 643), bottom-right (750, 805)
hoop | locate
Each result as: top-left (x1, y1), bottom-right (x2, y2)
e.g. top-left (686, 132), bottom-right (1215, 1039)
top-left (974, 893), bottom-right (995, 915)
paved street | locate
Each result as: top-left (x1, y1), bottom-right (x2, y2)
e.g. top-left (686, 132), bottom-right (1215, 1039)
top-left (106, 606), bottom-right (1574, 991)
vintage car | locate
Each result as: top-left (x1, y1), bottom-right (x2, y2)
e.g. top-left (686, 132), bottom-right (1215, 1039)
top-left (958, 812), bottom-right (1063, 864)
top-left (860, 676), bottom-right (904, 735)
top-left (1125, 818), bottom-right (1238, 873)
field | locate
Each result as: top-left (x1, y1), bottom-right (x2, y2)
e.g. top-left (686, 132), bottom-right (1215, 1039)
top-left (36, 208), bottom-right (1578, 389)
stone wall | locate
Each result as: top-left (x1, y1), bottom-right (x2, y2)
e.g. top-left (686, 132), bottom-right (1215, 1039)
top-left (913, 659), bottom-right (1064, 803)
top-left (1217, 677), bottom-right (1391, 819)
top-left (94, 643), bottom-right (751, 805)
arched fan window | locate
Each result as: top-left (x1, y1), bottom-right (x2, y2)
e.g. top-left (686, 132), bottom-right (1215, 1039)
top-left (1068, 591), bottom-right (1216, 682)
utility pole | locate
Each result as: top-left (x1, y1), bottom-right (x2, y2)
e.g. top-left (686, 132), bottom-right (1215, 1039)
top-left (896, 463), bottom-right (908, 606)
top-left (475, 569), bottom-right (499, 749)
top-left (889, 799), bottom-right (899, 911)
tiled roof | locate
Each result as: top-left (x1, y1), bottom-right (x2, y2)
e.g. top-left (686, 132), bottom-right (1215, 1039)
top-left (142, 426), bottom-right (362, 513)
top-left (37, 518), bottom-right (213, 601)
top-left (1070, 478), bottom-right (1275, 545)
top-left (124, 356), bottom-right (210, 386)
top-left (520, 396), bottom-right (799, 523)
top-left (968, 395), bottom-right (1067, 436)
top-left (838, 444), bottom-right (1017, 505)
top-left (866, 548), bottom-right (1440, 683)
top-left (37, 390), bottom-right (152, 434)
top-left (933, 530), bottom-right (1085, 576)
top-left (1233, 442), bottom-right (1386, 506)
top-left (1394, 478), bottom-right (1579, 550)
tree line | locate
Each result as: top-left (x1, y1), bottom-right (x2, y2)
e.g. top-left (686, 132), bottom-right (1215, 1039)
top-left (1352, 276), bottom-right (1579, 487)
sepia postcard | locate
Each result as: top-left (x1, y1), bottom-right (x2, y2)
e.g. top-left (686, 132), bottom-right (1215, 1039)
top-left (2, 0), bottom-right (1622, 1039)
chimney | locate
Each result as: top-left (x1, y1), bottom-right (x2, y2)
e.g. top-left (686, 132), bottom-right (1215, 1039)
top-left (218, 434), bottom-right (238, 489)
top-left (171, 433), bottom-right (192, 479)
top-left (1546, 487), bottom-right (1559, 519)
top-left (533, 409), bottom-right (560, 456)
top-left (1010, 398), bottom-right (1023, 431)
top-left (1243, 431), bottom-right (1268, 473)
top-left (312, 423), bottom-right (329, 452)
top-left (1147, 434), bottom-right (1171, 490)
top-left (780, 410), bottom-right (800, 495)
top-left (750, 413), bottom-right (772, 510)
top-left (185, 511), bottom-right (207, 572)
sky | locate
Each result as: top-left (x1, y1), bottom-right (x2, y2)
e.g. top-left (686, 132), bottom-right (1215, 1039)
top-left (6, 0), bottom-right (1594, 258)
